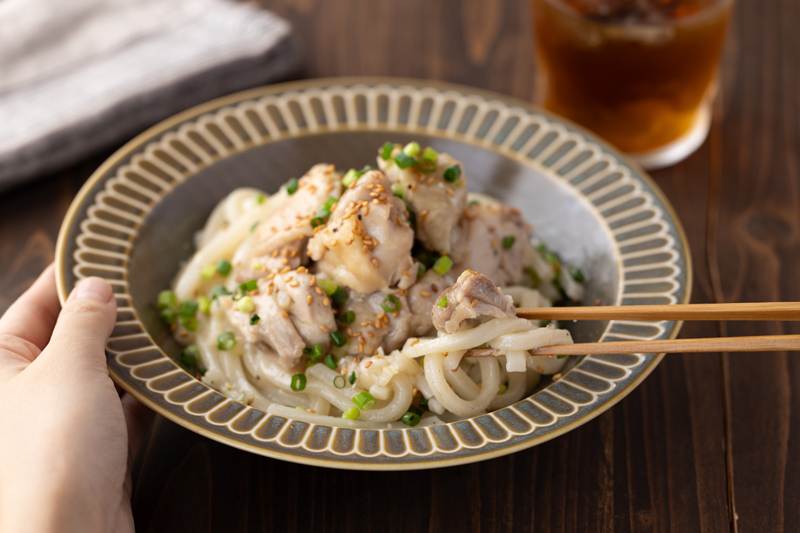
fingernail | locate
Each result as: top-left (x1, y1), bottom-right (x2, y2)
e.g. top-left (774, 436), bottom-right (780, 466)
top-left (70, 277), bottom-right (113, 303)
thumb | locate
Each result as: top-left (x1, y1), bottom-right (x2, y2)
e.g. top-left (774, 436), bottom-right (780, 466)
top-left (42, 277), bottom-right (117, 374)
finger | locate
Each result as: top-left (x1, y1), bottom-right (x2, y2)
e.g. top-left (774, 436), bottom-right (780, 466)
top-left (39, 277), bottom-right (117, 374)
top-left (121, 393), bottom-right (156, 462)
top-left (0, 264), bottom-right (60, 352)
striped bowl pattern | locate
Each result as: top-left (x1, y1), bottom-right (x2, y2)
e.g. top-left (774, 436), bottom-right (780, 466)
top-left (56, 78), bottom-right (690, 469)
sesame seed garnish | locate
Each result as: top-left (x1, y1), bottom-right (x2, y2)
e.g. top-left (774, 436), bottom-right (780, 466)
top-left (179, 331), bottom-right (188, 338)
top-left (315, 286), bottom-right (324, 296)
top-left (427, 176), bottom-right (436, 185)
top-left (447, 188), bottom-right (454, 197)
top-left (280, 310), bottom-right (289, 318)
top-left (403, 269), bottom-right (410, 277)
top-left (367, 332), bottom-right (375, 338)
top-left (297, 266), bottom-right (308, 274)
top-left (364, 361), bottom-right (372, 368)
top-left (307, 295), bottom-right (313, 304)
top-left (290, 281), bottom-right (300, 288)
top-left (323, 297), bottom-right (330, 306)
top-left (280, 266), bottom-right (291, 274)
top-left (280, 258), bottom-right (288, 265)
top-left (371, 258), bottom-right (379, 268)
top-left (421, 290), bottom-right (431, 297)
top-left (363, 206), bottom-right (370, 216)
top-left (411, 183), bottom-right (418, 192)
top-left (471, 299), bottom-right (478, 307)
top-left (410, 338), bottom-right (420, 346)
top-left (309, 276), bottom-right (316, 286)
top-left (320, 325), bottom-right (330, 333)
top-left (398, 289), bottom-right (406, 296)
top-left (372, 199), bottom-right (380, 205)
top-left (272, 249), bottom-right (280, 258)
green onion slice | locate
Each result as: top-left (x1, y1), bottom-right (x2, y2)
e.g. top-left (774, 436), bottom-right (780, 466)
top-left (158, 290), bottom-right (178, 310)
top-left (568, 265), bottom-right (585, 283)
top-left (420, 146), bottom-right (438, 162)
top-left (177, 300), bottom-right (198, 317)
top-left (381, 142), bottom-right (394, 160)
top-left (349, 371), bottom-right (357, 385)
top-left (466, 200), bottom-right (479, 207)
top-left (201, 264), bottom-right (216, 279)
top-left (285, 177), bottom-right (299, 195)
top-left (256, 194), bottom-right (265, 204)
top-left (318, 278), bottom-right (338, 296)
top-left (391, 182), bottom-right (404, 198)
top-left (250, 221), bottom-right (259, 232)
top-left (216, 259), bottom-right (232, 276)
top-left (180, 345), bottom-right (200, 367)
top-left (290, 374), bottom-right (307, 391)
top-left (419, 397), bottom-right (429, 410)
top-left (402, 142), bottom-right (420, 157)
top-left (437, 296), bottom-right (448, 308)
top-left (217, 331), bottom-right (236, 350)
top-left (182, 317), bottom-right (198, 332)
top-left (342, 168), bottom-right (359, 187)
top-left (381, 294), bottom-right (401, 313)
top-left (352, 391), bottom-right (376, 410)
top-left (502, 236), bottom-right (515, 249)
top-left (210, 285), bottom-right (231, 300)
top-left (198, 296), bottom-right (211, 314)
top-left (340, 311), bottom-right (355, 325)
top-left (401, 412), bottom-right (421, 427)
top-left (250, 314), bottom-right (261, 325)
top-left (324, 353), bottom-right (338, 370)
top-left (443, 164), bottom-right (461, 183)
top-left (160, 309), bottom-right (177, 325)
top-left (333, 375), bottom-right (346, 389)
top-left (330, 330), bottom-right (347, 347)
top-left (342, 407), bottom-right (360, 420)
top-left (394, 152), bottom-right (416, 169)
top-left (303, 343), bottom-right (324, 363)
top-left (432, 255), bottom-right (452, 275)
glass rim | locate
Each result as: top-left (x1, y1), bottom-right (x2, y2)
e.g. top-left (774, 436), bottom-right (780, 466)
top-left (537, 0), bottom-right (734, 28)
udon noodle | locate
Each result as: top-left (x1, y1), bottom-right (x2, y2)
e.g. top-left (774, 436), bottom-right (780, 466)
top-left (158, 142), bottom-right (585, 428)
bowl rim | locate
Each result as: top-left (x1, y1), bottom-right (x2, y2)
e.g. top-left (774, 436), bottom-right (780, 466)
top-left (55, 76), bottom-right (692, 470)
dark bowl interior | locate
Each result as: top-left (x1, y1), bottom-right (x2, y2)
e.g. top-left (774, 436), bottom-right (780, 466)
top-left (129, 131), bottom-right (618, 374)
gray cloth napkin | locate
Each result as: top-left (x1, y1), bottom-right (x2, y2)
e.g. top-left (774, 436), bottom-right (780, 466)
top-left (0, 0), bottom-right (301, 190)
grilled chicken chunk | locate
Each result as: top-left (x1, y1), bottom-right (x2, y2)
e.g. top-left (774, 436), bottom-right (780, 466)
top-left (339, 289), bottom-right (410, 356)
top-left (431, 270), bottom-right (516, 334)
top-left (271, 269), bottom-right (337, 350)
top-left (378, 147), bottom-right (468, 260)
top-left (406, 269), bottom-right (457, 336)
top-left (244, 164), bottom-right (341, 277)
top-left (307, 170), bottom-right (416, 294)
top-left (454, 202), bottom-right (536, 286)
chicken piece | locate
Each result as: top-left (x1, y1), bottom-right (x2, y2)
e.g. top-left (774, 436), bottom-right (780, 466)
top-left (307, 170), bottom-right (417, 293)
top-left (378, 147), bottom-right (467, 259)
top-left (454, 202), bottom-right (537, 286)
top-left (339, 289), bottom-right (410, 356)
top-left (406, 269), bottom-right (457, 336)
top-left (432, 270), bottom-right (517, 334)
top-left (222, 286), bottom-right (305, 368)
top-left (246, 164), bottom-right (342, 276)
top-left (271, 268), bottom-right (337, 350)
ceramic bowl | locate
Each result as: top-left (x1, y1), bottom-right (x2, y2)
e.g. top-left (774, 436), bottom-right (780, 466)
top-left (56, 78), bottom-right (691, 470)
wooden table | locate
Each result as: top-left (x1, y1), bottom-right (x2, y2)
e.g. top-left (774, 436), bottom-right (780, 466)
top-left (1, 0), bottom-right (795, 530)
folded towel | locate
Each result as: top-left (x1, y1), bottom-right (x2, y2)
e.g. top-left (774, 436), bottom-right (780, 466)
top-left (0, 0), bottom-right (301, 190)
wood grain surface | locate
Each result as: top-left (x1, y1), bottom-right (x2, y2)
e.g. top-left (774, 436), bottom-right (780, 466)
top-left (0, 0), bottom-right (795, 530)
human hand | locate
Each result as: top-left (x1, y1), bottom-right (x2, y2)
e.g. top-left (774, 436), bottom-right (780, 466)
top-left (0, 265), bottom-right (154, 533)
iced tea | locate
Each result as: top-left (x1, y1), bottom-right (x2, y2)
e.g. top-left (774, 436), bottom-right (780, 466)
top-left (532, 0), bottom-right (732, 160)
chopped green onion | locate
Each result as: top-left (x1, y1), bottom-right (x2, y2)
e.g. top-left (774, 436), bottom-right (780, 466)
top-left (331, 287), bottom-right (348, 305)
top-left (182, 316), bottom-right (198, 332)
top-left (342, 168), bottom-right (359, 187)
top-left (198, 296), bottom-right (211, 314)
top-left (466, 200), bottom-right (479, 207)
top-left (216, 259), bottom-right (232, 276)
top-left (256, 194), bottom-right (265, 204)
top-left (417, 159), bottom-right (437, 173)
top-left (408, 405), bottom-right (424, 416)
top-left (357, 165), bottom-right (375, 177)
top-left (349, 371), bottom-right (357, 385)
top-left (160, 309), bottom-right (177, 325)
top-left (243, 279), bottom-right (258, 292)
top-left (539, 320), bottom-right (551, 327)
top-left (237, 296), bottom-right (255, 314)
top-left (180, 345), bottom-right (199, 367)
top-left (417, 263), bottom-right (426, 278)
top-left (432, 255), bottom-right (453, 275)
top-left (403, 142), bottom-right (420, 157)
top-left (443, 164), bottom-right (461, 183)
top-left (557, 354), bottom-right (569, 359)
top-left (318, 279), bottom-right (339, 296)
top-left (340, 311), bottom-right (355, 325)
top-left (330, 330), bottom-right (347, 347)
top-left (421, 147), bottom-right (438, 162)
top-left (324, 353), bottom-right (338, 370)
top-left (401, 412), bottom-right (421, 427)
top-left (303, 343), bottom-right (324, 363)
top-left (290, 374), bottom-right (307, 391)
top-left (217, 331), bottom-right (236, 350)
top-left (201, 264), bottom-right (216, 279)
top-left (210, 285), bottom-right (231, 300)
top-left (502, 236), bottom-right (516, 249)
top-left (394, 152), bottom-right (416, 169)
top-left (342, 407), bottom-right (360, 420)
top-left (197, 365), bottom-right (207, 376)
top-left (381, 294), bottom-right (401, 313)
top-left (285, 177), bottom-right (299, 195)
top-left (498, 383), bottom-right (508, 395)
top-left (524, 267), bottom-right (540, 286)
top-left (381, 142), bottom-right (394, 160)
top-left (177, 300), bottom-right (198, 317)
top-left (250, 314), bottom-right (261, 325)
top-left (310, 210), bottom-right (330, 228)
top-left (250, 221), bottom-right (259, 232)
top-left (568, 265), bottom-right (585, 283)
top-left (352, 391), bottom-right (376, 410)
top-left (391, 182), bottom-right (404, 198)
top-left (158, 290), bottom-right (177, 310)
top-left (419, 397), bottom-right (429, 410)
top-left (323, 197), bottom-right (338, 211)
top-left (437, 296), bottom-right (448, 308)
top-left (333, 375), bottom-right (346, 389)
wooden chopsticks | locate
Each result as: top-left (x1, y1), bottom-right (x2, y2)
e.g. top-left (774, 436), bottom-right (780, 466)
top-left (462, 302), bottom-right (800, 358)
top-left (515, 302), bottom-right (800, 322)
